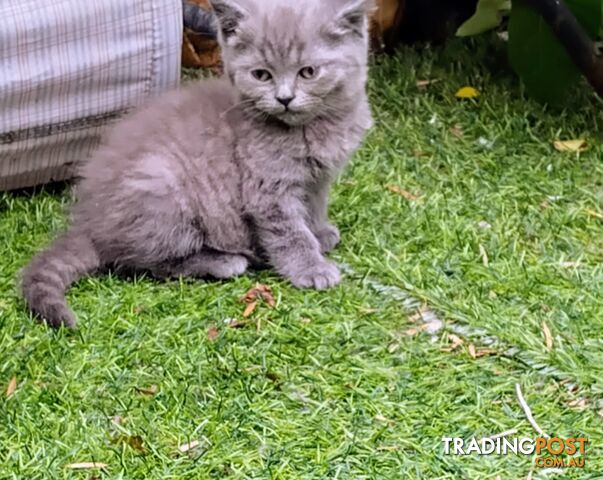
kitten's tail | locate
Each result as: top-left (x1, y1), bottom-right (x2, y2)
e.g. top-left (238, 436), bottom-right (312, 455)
top-left (21, 230), bottom-right (100, 328)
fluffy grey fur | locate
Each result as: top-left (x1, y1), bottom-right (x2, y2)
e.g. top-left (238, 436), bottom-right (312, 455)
top-left (21, 0), bottom-right (373, 328)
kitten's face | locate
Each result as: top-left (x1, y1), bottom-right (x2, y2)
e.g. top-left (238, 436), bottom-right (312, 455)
top-left (212, 0), bottom-right (371, 126)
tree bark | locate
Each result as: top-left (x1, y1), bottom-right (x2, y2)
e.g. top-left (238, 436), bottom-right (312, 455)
top-left (524, 0), bottom-right (603, 97)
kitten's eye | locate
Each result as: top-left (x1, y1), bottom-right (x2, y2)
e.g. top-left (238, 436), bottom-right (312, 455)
top-left (251, 69), bottom-right (272, 82)
top-left (299, 66), bottom-right (317, 79)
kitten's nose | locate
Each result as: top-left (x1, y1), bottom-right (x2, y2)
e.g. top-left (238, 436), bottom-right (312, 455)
top-left (276, 96), bottom-right (294, 107)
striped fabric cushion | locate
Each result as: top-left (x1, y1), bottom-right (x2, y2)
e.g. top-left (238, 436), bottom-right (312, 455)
top-left (0, 0), bottom-right (182, 191)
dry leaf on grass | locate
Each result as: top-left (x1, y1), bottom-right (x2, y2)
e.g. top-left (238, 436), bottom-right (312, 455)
top-left (136, 385), bottom-right (158, 396)
top-left (416, 79), bottom-right (440, 89)
top-left (474, 348), bottom-right (497, 358)
top-left (542, 321), bottom-right (554, 351)
top-left (360, 307), bottom-right (379, 314)
top-left (585, 208), bottom-right (603, 219)
top-left (240, 284), bottom-right (276, 308)
top-left (479, 244), bottom-right (489, 267)
top-left (455, 86), bottom-right (480, 99)
top-left (598, 410), bottom-right (603, 418)
top-left (441, 334), bottom-right (464, 352)
top-left (225, 318), bottom-right (247, 329)
top-left (567, 398), bottom-right (588, 410)
top-left (406, 305), bottom-right (443, 334)
top-left (386, 185), bottom-right (422, 201)
top-left (411, 149), bottom-right (429, 157)
top-left (377, 445), bottom-right (400, 451)
top-left (178, 440), bottom-right (200, 453)
top-left (112, 435), bottom-right (146, 453)
top-left (560, 379), bottom-right (578, 393)
top-left (553, 139), bottom-right (587, 152)
top-left (408, 305), bottom-right (428, 323)
top-left (449, 125), bottom-right (464, 138)
top-left (65, 463), bottom-right (108, 470)
top-left (6, 376), bottom-right (16, 398)
top-left (207, 326), bottom-right (219, 342)
top-left (467, 344), bottom-right (498, 358)
top-left (243, 301), bottom-right (257, 318)
top-left (403, 324), bottom-right (430, 337)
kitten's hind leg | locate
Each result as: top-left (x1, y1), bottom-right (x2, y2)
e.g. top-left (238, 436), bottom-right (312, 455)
top-left (151, 250), bottom-right (249, 280)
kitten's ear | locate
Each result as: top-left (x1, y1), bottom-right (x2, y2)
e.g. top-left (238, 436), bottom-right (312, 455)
top-left (329, 0), bottom-right (374, 38)
top-left (209, 0), bottom-right (251, 40)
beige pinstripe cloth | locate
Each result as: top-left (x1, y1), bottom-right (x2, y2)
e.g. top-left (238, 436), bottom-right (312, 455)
top-left (0, 0), bottom-right (182, 191)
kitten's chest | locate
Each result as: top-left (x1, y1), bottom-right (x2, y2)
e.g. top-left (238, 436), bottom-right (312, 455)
top-left (264, 121), bottom-right (366, 176)
top-left (302, 128), bottom-right (355, 169)
top-left (301, 111), bottom-right (371, 171)
top-left (242, 104), bottom-right (371, 180)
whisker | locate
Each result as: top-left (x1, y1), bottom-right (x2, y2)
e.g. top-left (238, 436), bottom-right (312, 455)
top-left (219, 98), bottom-right (256, 118)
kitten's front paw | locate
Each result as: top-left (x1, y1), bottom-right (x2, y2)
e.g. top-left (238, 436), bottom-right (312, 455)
top-left (210, 255), bottom-right (249, 279)
top-left (315, 224), bottom-right (340, 253)
top-left (290, 260), bottom-right (341, 290)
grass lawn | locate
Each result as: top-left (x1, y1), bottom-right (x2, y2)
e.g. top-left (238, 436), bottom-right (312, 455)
top-left (1, 37), bottom-right (602, 479)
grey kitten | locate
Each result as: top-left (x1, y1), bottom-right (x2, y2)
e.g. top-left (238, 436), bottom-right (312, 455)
top-left (21, 0), bottom-right (373, 328)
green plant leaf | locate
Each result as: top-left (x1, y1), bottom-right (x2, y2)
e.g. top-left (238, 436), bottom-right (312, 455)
top-left (508, 0), bottom-right (603, 103)
top-left (457, 0), bottom-right (511, 36)
top-left (567, 0), bottom-right (603, 35)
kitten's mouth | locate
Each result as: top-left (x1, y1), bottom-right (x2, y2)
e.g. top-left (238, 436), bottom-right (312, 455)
top-left (273, 108), bottom-right (313, 126)
top-left (250, 103), bottom-right (314, 126)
